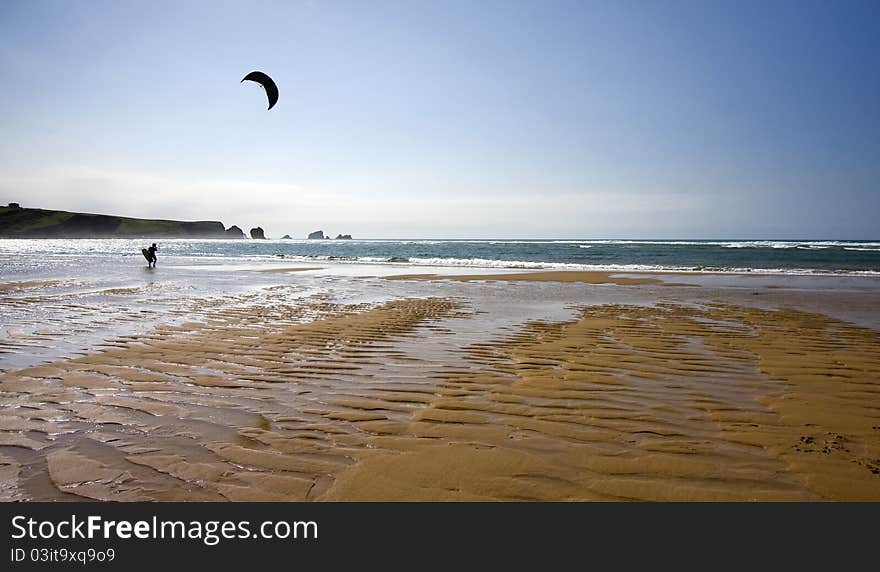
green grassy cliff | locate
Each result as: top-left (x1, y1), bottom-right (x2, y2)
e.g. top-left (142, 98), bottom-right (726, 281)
top-left (0, 205), bottom-right (230, 238)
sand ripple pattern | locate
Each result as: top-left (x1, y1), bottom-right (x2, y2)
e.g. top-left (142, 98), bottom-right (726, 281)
top-left (1, 298), bottom-right (878, 501)
top-left (0, 298), bottom-right (461, 501)
top-left (325, 304), bottom-right (880, 501)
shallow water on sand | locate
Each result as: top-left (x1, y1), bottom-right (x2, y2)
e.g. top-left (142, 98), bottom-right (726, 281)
top-left (3, 251), bottom-right (880, 371)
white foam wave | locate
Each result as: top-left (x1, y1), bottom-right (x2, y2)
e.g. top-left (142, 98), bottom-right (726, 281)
top-left (234, 254), bottom-right (880, 276)
top-left (720, 241), bottom-right (880, 249)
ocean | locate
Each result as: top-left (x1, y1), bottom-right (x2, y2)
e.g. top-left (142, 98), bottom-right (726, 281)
top-left (2, 238), bottom-right (879, 278)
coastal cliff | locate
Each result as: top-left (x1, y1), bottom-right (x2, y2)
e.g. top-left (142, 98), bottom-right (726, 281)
top-left (0, 204), bottom-right (238, 238)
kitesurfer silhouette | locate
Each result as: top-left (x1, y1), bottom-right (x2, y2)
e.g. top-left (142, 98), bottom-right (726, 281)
top-left (144, 243), bottom-right (158, 268)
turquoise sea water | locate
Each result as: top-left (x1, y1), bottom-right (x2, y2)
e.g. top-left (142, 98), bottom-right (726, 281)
top-left (2, 238), bottom-right (879, 278)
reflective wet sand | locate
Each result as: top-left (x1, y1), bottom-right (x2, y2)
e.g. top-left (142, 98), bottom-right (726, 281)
top-left (1, 271), bottom-right (879, 501)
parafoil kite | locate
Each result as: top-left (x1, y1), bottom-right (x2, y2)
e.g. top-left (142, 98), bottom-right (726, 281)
top-left (241, 71), bottom-right (278, 110)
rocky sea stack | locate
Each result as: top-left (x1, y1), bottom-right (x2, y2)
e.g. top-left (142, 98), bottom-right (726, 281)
top-left (225, 225), bottom-right (245, 238)
top-left (250, 227), bottom-right (266, 240)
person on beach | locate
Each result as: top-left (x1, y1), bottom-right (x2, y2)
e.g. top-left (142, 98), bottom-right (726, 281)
top-left (147, 243), bottom-right (158, 268)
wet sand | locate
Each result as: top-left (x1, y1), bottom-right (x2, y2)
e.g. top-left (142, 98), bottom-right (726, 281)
top-left (0, 279), bottom-right (70, 294)
top-left (1, 270), bottom-right (879, 501)
top-left (257, 267), bottom-right (325, 274)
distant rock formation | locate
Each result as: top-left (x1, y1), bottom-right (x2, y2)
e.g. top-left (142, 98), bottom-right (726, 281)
top-left (225, 225), bottom-right (245, 238)
top-left (308, 230), bottom-right (326, 240)
top-left (281, 234), bottom-right (292, 239)
top-left (250, 227), bottom-right (266, 240)
top-left (335, 234), bottom-right (353, 240)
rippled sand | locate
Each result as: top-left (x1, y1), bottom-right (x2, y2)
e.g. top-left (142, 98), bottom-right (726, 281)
top-left (1, 271), bottom-right (879, 501)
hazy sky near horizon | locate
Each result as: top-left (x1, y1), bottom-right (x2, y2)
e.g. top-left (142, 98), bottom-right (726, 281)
top-left (1, 0), bottom-right (878, 238)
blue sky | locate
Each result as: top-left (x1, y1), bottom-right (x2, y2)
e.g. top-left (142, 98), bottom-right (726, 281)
top-left (1, 0), bottom-right (878, 238)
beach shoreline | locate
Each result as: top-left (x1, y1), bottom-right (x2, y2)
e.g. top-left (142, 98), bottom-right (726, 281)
top-left (1, 264), bottom-right (879, 501)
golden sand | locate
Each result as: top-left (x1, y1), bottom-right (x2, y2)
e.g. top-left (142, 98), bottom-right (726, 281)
top-left (325, 303), bottom-right (880, 500)
top-left (0, 298), bottom-right (461, 501)
top-left (1, 287), bottom-right (878, 501)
